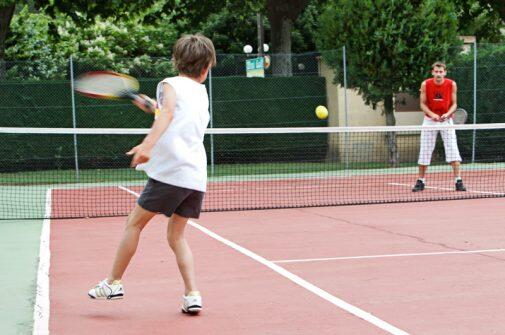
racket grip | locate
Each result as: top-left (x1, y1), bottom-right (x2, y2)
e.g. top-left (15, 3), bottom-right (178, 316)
top-left (143, 99), bottom-right (155, 112)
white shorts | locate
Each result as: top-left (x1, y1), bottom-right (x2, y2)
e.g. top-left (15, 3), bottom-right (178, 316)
top-left (418, 117), bottom-right (462, 166)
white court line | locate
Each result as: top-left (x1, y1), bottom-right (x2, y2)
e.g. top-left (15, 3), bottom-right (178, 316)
top-left (118, 186), bottom-right (409, 335)
top-left (272, 248), bottom-right (505, 264)
top-left (33, 188), bottom-right (52, 335)
top-left (118, 185), bottom-right (141, 197)
top-left (389, 182), bottom-right (505, 196)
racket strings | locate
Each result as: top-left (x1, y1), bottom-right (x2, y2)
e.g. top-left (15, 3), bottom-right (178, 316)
top-left (75, 72), bottom-right (139, 97)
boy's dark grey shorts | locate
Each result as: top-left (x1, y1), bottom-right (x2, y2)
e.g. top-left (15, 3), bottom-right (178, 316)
top-left (137, 178), bottom-right (205, 219)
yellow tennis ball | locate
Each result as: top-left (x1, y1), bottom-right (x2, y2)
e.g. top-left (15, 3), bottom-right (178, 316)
top-left (315, 105), bottom-right (328, 119)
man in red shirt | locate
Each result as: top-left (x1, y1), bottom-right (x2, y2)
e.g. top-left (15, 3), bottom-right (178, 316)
top-left (412, 61), bottom-right (466, 192)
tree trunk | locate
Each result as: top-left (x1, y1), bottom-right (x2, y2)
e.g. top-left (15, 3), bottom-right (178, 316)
top-left (257, 13), bottom-right (264, 56)
top-left (269, 15), bottom-right (292, 76)
top-left (266, 0), bottom-right (309, 77)
top-left (384, 94), bottom-right (399, 165)
top-left (0, 4), bottom-right (15, 80)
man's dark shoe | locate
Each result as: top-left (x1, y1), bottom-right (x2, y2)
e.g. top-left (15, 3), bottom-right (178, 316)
top-left (455, 179), bottom-right (466, 191)
top-left (412, 179), bottom-right (425, 192)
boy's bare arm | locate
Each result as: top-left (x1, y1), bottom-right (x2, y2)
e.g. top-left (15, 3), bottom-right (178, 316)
top-left (128, 83), bottom-right (176, 167)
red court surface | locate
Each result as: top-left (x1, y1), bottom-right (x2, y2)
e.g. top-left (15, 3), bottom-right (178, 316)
top-left (49, 198), bottom-right (505, 334)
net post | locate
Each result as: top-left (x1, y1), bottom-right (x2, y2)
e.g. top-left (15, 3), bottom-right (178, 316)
top-left (471, 41), bottom-right (477, 163)
top-left (209, 68), bottom-right (215, 175)
top-left (69, 56), bottom-right (80, 181)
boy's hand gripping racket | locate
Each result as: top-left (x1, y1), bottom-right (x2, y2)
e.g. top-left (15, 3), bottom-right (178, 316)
top-left (74, 71), bottom-right (159, 116)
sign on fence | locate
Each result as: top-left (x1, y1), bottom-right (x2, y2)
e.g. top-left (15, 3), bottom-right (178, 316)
top-left (245, 57), bottom-right (265, 78)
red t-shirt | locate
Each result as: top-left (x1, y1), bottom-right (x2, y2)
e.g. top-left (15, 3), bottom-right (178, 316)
top-left (424, 78), bottom-right (454, 116)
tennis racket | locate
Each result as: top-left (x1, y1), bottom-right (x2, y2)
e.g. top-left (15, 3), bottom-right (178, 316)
top-left (74, 71), bottom-right (159, 115)
top-left (453, 108), bottom-right (468, 124)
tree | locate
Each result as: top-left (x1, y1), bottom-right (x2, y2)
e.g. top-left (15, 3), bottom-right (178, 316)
top-left (189, 1), bottom-right (323, 54)
top-left (0, 0), bottom-right (16, 77)
top-left (454, 0), bottom-right (504, 42)
top-left (5, 5), bottom-right (177, 79)
top-left (0, 1), bottom-right (157, 63)
top-left (148, 0), bottom-right (315, 75)
top-left (224, 0), bottom-right (314, 75)
top-left (265, 0), bottom-right (310, 75)
top-left (318, 0), bottom-right (461, 164)
top-left (35, 0), bottom-right (156, 22)
top-left (198, 9), bottom-right (261, 54)
top-left (482, 0), bottom-right (504, 21)
top-left (291, 2), bottom-right (322, 53)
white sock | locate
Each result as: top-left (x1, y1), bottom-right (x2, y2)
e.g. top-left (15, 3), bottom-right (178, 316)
top-left (418, 178), bottom-right (425, 183)
top-left (455, 177), bottom-right (462, 182)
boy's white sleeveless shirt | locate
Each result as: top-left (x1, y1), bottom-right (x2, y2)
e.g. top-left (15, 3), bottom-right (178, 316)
top-left (136, 76), bottom-right (210, 192)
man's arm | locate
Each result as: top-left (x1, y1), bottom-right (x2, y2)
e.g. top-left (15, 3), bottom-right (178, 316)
top-left (127, 83), bottom-right (176, 167)
top-left (420, 81), bottom-right (440, 121)
top-left (441, 81), bottom-right (458, 120)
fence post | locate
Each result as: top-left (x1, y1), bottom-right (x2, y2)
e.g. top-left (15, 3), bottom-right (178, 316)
top-left (209, 68), bottom-right (215, 175)
top-left (69, 56), bottom-right (80, 181)
top-left (471, 41), bottom-right (477, 163)
top-left (343, 46), bottom-right (349, 169)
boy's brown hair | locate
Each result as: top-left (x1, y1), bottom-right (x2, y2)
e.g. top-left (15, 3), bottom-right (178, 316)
top-left (431, 61), bottom-right (446, 70)
top-left (173, 34), bottom-right (216, 78)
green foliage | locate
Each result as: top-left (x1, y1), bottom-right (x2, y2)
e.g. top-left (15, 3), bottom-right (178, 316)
top-left (454, 0), bottom-right (504, 42)
top-left (4, 6), bottom-right (67, 79)
top-left (198, 3), bottom-right (323, 54)
top-left (144, 0), bottom-right (230, 31)
top-left (5, 5), bottom-right (177, 79)
top-left (34, 0), bottom-right (157, 22)
top-left (0, 0), bottom-right (16, 6)
top-left (4, 0), bottom-right (324, 72)
top-left (318, 0), bottom-right (461, 109)
top-left (486, 0), bottom-right (505, 21)
top-left (291, 3), bottom-right (321, 52)
top-left (147, 0), bottom-right (322, 54)
top-left (199, 9), bottom-right (261, 53)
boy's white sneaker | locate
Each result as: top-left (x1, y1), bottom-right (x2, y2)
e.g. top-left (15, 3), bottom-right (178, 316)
top-left (182, 291), bottom-right (202, 314)
top-left (88, 279), bottom-right (124, 300)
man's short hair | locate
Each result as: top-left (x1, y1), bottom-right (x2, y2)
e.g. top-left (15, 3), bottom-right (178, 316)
top-left (173, 34), bottom-right (216, 78)
top-left (431, 61), bottom-right (446, 70)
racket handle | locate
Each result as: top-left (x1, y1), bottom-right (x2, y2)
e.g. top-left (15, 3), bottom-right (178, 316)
top-left (126, 91), bottom-right (157, 114)
top-left (143, 98), bottom-right (156, 112)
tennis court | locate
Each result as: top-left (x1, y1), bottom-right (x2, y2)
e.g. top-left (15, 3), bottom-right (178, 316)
top-left (1, 124), bottom-right (504, 334)
top-left (2, 3), bottom-right (505, 333)
top-left (44, 193), bottom-right (505, 334)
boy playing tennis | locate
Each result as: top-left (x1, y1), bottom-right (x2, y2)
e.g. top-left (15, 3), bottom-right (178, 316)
top-left (88, 34), bottom-right (216, 314)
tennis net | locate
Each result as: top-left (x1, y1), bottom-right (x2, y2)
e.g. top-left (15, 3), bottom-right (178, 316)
top-left (1, 123), bottom-right (504, 219)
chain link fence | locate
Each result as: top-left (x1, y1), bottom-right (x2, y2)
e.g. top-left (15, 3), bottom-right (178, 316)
top-left (2, 45), bottom-right (503, 128)
top-left (0, 46), bottom-right (504, 174)
top-left (0, 52), bottom-right (330, 128)
top-left (0, 52), bottom-right (329, 176)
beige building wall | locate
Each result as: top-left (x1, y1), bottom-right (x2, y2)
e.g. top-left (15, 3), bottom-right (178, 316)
top-left (319, 60), bottom-right (423, 163)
